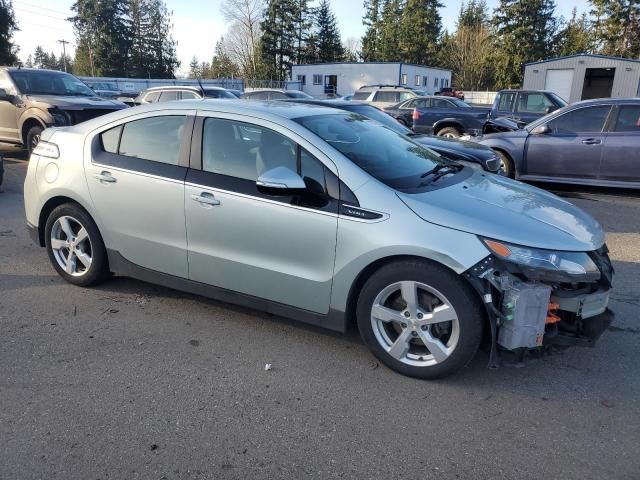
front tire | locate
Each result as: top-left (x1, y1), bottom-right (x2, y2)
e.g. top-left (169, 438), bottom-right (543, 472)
top-left (436, 127), bottom-right (461, 138)
top-left (494, 150), bottom-right (515, 178)
top-left (45, 203), bottom-right (110, 287)
top-left (26, 125), bottom-right (44, 154)
top-left (356, 260), bottom-right (484, 379)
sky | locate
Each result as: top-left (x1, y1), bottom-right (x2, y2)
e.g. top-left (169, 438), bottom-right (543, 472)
top-left (12, 0), bottom-right (587, 77)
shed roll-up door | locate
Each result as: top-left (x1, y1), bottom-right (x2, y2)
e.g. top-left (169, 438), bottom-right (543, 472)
top-left (545, 69), bottom-right (574, 102)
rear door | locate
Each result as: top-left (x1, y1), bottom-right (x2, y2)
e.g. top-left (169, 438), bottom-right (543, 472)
top-left (85, 111), bottom-right (194, 277)
top-left (0, 71), bottom-right (20, 143)
top-left (524, 105), bottom-right (612, 179)
top-left (599, 104), bottom-right (640, 184)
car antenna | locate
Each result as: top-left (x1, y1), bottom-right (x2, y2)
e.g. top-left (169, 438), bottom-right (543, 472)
top-left (197, 75), bottom-right (205, 98)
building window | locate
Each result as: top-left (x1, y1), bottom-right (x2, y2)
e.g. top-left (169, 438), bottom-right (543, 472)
top-left (423, 76), bottom-right (428, 87)
top-left (313, 74), bottom-right (322, 85)
top-left (445, 79), bottom-right (449, 87)
top-left (434, 77), bottom-right (439, 87)
top-left (401, 73), bottom-right (407, 85)
top-left (415, 75), bottom-right (421, 86)
top-left (297, 74), bottom-right (306, 85)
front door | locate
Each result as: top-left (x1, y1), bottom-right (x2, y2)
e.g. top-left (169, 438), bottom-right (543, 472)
top-left (599, 104), bottom-right (640, 184)
top-left (524, 105), bottom-right (612, 179)
top-left (85, 112), bottom-right (193, 277)
top-left (185, 114), bottom-right (338, 314)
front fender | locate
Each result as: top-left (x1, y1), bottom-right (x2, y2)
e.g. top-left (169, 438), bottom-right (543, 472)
top-left (433, 118), bottom-right (466, 131)
top-left (18, 108), bottom-right (51, 132)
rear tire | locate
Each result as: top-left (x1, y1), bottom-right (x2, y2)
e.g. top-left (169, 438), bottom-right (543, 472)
top-left (436, 127), bottom-right (461, 138)
top-left (45, 203), bottom-right (110, 287)
top-left (356, 260), bottom-right (484, 379)
top-left (26, 125), bottom-right (44, 154)
top-left (494, 150), bottom-right (515, 178)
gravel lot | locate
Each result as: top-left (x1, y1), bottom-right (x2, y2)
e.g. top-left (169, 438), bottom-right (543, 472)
top-left (1, 158), bottom-right (639, 480)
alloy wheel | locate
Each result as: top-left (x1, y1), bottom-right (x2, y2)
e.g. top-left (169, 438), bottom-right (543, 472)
top-left (370, 281), bottom-right (460, 367)
top-left (50, 215), bottom-right (93, 277)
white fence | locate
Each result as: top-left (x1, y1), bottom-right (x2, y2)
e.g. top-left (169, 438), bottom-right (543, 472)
top-left (462, 91), bottom-right (497, 105)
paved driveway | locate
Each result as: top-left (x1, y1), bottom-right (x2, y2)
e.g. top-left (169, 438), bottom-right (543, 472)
top-left (1, 159), bottom-right (639, 479)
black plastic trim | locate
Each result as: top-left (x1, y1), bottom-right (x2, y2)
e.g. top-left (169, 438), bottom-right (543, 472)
top-left (27, 222), bottom-right (40, 246)
top-left (107, 249), bottom-right (347, 333)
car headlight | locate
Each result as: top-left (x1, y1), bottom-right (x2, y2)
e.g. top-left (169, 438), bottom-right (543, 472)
top-left (482, 238), bottom-right (601, 282)
top-left (48, 108), bottom-right (70, 126)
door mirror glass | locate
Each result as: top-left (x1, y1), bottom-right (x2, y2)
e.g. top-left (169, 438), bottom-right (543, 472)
top-left (531, 124), bottom-right (550, 135)
top-left (0, 88), bottom-right (10, 101)
top-left (256, 166), bottom-right (306, 192)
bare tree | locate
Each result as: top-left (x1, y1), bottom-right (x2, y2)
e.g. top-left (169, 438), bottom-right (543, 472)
top-left (343, 37), bottom-right (362, 62)
top-left (444, 24), bottom-right (493, 91)
top-left (220, 0), bottom-right (264, 79)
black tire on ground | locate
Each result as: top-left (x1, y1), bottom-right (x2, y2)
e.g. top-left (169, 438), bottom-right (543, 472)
top-left (44, 203), bottom-right (110, 287)
top-left (494, 150), bottom-right (515, 178)
top-left (356, 259), bottom-right (484, 379)
top-left (398, 118), bottom-right (409, 127)
top-left (26, 125), bottom-right (44, 154)
top-left (436, 126), bottom-right (461, 138)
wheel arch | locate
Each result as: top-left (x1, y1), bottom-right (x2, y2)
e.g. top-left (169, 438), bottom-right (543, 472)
top-left (20, 116), bottom-right (46, 147)
top-left (343, 254), bottom-right (483, 330)
top-left (37, 195), bottom-right (95, 247)
top-left (433, 120), bottom-right (464, 135)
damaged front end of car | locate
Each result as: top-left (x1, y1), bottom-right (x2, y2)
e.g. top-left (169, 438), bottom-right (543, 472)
top-left (465, 239), bottom-right (614, 367)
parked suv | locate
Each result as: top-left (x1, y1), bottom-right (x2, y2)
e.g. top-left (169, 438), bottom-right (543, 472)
top-left (135, 85), bottom-right (237, 105)
top-left (352, 85), bottom-right (421, 107)
top-left (488, 90), bottom-right (567, 124)
top-left (0, 67), bottom-right (128, 152)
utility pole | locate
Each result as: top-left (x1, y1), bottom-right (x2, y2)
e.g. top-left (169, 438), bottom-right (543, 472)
top-left (57, 39), bottom-right (70, 72)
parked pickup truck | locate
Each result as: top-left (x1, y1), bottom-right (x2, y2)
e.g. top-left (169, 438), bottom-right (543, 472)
top-left (488, 90), bottom-right (568, 124)
top-left (384, 96), bottom-right (490, 138)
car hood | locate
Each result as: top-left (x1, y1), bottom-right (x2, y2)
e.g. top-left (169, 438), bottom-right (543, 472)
top-left (398, 172), bottom-right (605, 252)
top-left (26, 94), bottom-right (127, 110)
top-left (412, 135), bottom-right (496, 161)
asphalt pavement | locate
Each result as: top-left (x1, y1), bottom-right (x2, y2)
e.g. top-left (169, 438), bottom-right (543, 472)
top-left (1, 158), bottom-right (639, 480)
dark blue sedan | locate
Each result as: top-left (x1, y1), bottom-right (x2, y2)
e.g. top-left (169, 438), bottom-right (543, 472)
top-left (478, 98), bottom-right (640, 187)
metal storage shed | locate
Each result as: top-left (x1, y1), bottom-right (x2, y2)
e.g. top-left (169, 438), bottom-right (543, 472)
top-left (523, 54), bottom-right (640, 103)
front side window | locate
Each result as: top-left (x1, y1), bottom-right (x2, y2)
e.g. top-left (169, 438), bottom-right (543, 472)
top-left (546, 106), bottom-right (611, 133)
top-left (613, 105), bottom-right (640, 132)
top-left (202, 118), bottom-right (296, 181)
top-left (104, 116), bottom-right (186, 164)
top-left (295, 113), bottom-right (448, 192)
top-left (498, 92), bottom-right (516, 112)
top-left (352, 91), bottom-right (370, 101)
top-left (399, 91), bottom-right (415, 101)
top-left (181, 90), bottom-right (199, 100)
top-left (517, 92), bottom-right (554, 113)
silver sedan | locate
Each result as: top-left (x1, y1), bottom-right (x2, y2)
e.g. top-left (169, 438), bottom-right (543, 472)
top-left (24, 100), bottom-right (614, 378)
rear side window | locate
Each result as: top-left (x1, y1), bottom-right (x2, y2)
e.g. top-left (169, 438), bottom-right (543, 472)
top-left (374, 91), bottom-right (399, 103)
top-left (158, 90), bottom-right (178, 102)
top-left (115, 116), bottom-right (186, 164)
top-left (352, 91), bottom-right (370, 101)
top-left (547, 106), bottom-right (611, 133)
top-left (180, 90), bottom-right (199, 100)
top-left (101, 125), bottom-right (122, 153)
top-left (517, 93), bottom-right (554, 113)
top-left (498, 92), bottom-right (516, 112)
top-left (613, 105), bottom-right (640, 132)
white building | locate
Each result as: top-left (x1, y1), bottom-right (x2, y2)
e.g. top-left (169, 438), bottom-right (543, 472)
top-left (291, 62), bottom-right (452, 97)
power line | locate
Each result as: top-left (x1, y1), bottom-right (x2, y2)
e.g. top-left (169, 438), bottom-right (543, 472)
top-left (13, 0), bottom-right (72, 16)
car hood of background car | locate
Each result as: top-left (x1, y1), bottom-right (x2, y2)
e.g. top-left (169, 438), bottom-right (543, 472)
top-left (27, 94), bottom-right (128, 109)
top-left (412, 135), bottom-right (497, 160)
top-left (398, 172), bottom-right (605, 252)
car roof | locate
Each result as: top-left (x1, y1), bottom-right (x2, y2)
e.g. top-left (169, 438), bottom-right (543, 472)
top-left (144, 85), bottom-right (202, 92)
top-left (2, 67), bottom-right (70, 74)
top-left (568, 97), bottom-right (640, 107)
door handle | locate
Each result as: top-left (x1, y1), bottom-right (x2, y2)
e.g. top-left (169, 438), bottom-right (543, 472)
top-left (582, 138), bottom-right (601, 145)
top-left (93, 171), bottom-right (117, 183)
top-left (191, 192), bottom-right (220, 206)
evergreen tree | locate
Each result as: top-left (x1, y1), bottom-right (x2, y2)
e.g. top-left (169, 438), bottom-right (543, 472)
top-left (33, 46), bottom-right (47, 69)
top-left (25, 54), bottom-right (33, 68)
top-left (142, 0), bottom-right (179, 78)
top-left (492, 0), bottom-right (559, 89)
top-left (398, 0), bottom-right (443, 65)
top-left (188, 57), bottom-right (200, 78)
top-left (378, 0), bottom-right (402, 61)
top-left (555, 7), bottom-right (592, 56)
top-left (260, 0), bottom-right (298, 80)
top-left (315, 0), bottom-right (344, 62)
top-left (128, 0), bottom-right (153, 78)
top-left (0, 0), bottom-right (18, 65)
top-left (361, 0), bottom-right (383, 61)
top-left (211, 37), bottom-right (241, 78)
top-left (293, 0), bottom-right (314, 64)
top-left (590, 0), bottom-right (640, 57)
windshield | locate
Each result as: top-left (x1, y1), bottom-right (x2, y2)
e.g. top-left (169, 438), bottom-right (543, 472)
top-left (9, 70), bottom-right (96, 96)
top-left (450, 98), bottom-right (471, 108)
top-left (294, 113), bottom-right (454, 192)
top-left (548, 92), bottom-right (568, 107)
top-left (345, 104), bottom-right (411, 135)
top-left (287, 91), bottom-right (313, 99)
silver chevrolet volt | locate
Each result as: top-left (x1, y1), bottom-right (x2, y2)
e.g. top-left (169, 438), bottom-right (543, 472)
top-left (24, 100), bottom-right (614, 378)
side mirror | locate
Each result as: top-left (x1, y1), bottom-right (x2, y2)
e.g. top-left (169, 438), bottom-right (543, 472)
top-left (256, 166), bottom-right (306, 193)
top-left (531, 124), bottom-right (550, 135)
top-left (0, 88), bottom-right (10, 102)
top-left (545, 105), bottom-right (558, 114)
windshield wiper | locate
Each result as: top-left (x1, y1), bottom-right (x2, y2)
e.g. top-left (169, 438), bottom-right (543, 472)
top-left (418, 163), bottom-right (463, 187)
